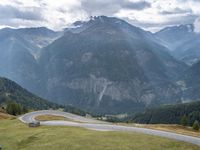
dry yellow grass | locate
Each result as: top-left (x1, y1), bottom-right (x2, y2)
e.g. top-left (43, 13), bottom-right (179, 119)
top-left (116, 123), bottom-right (200, 138)
top-left (0, 112), bottom-right (15, 120)
top-left (35, 115), bottom-right (70, 121)
top-left (141, 124), bottom-right (200, 138)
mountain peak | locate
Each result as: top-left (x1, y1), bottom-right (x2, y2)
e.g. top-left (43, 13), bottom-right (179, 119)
top-left (158, 24), bottom-right (194, 34)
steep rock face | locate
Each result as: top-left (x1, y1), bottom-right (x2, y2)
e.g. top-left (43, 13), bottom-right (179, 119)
top-left (38, 16), bottom-right (184, 113)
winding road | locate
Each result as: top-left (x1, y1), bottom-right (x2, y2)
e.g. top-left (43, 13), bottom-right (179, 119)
top-left (19, 110), bottom-right (200, 147)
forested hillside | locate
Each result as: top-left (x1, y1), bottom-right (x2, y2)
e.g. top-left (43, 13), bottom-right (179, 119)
top-left (0, 77), bottom-right (60, 110)
top-left (131, 101), bottom-right (200, 126)
top-left (0, 77), bottom-right (86, 115)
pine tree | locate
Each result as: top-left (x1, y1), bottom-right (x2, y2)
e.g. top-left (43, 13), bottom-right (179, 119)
top-left (180, 115), bottom-right (188, 126)
top-left (192, 120), bottom-right (200, 131)
top-left (6, 101), bottom-right (22, 116)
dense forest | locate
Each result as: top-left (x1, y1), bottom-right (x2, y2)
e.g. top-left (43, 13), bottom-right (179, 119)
top-left (131, 101), bottom-right (200, 126)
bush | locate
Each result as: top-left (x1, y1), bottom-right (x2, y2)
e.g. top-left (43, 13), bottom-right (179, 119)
top-left (192, 120), bottom-right (200, 131)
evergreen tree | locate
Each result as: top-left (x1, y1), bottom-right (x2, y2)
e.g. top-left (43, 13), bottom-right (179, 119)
top-left (6, 102), bottom-right (22, 116)
top-left (180, 115), bottom-right (188, 126)
top-left (192, 120), bottom-right (200, 131)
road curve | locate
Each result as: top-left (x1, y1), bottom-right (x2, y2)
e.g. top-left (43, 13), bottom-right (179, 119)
top-left (19, 110), bottom-right (200, 147)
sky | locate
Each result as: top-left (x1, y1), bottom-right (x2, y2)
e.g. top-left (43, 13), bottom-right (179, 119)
top-left (0, 0), bottom-right (200, 32)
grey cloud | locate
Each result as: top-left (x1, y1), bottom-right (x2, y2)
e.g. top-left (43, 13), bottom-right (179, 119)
top-left (122, 1), bottom-right (151, 10)
top-left (0, 5), bottom-right (43, 21)
top-left (0, 18), bottom-right (43, 28)
top-left (122, 14), bottom-right (197, 32)
top-left (160, 7), bottom-right (192, 15)
top-left (81, 0), bottom-right (151, 16)
top-left (178, 0), bottom-right (200, 2)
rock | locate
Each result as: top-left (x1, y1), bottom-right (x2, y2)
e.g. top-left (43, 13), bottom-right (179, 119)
top-left (28, 121), bottom-right (40, 127)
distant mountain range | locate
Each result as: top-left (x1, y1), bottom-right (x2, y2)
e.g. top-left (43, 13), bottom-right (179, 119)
top-left (0, 16), bottom-right (200, 114)
top-left (155, 24), bottom-right (200, 65)
top-left (0, 27), bottom-right (61, 95)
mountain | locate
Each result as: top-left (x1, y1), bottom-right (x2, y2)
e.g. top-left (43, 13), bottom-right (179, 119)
top-left (155, 24), bottom-right (200, 65)
top-left (177, 61), bottom-right (200, 101)
top-left (38, 16), bottom-right (186, 114)
top-left (16, 27), bottom-right (62, 56)
top-left (131, 101), bottom-right (200, 125)
top-left (0, 28), bottom-right (40, 93)
top-left (0, 27), bottom-right (61, 57)
top-left (0, 77), bottom-right (59, 110)
top-left (0, 27), bottom-right (61, 94)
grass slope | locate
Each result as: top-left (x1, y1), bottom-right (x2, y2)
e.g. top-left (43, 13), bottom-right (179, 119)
top-left (0, 112), bottom-right (15, 120)
top-left (0, 119), bottom-right (199, 150)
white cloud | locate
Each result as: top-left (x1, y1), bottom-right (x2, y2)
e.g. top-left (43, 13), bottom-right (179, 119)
top-left (194, 18), bottom-right (200, 33)
top-left (0, 0), bottom-right (199, 32)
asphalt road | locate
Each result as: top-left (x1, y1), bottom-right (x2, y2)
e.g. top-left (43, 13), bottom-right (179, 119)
top-left (19, 110), bottom-right (200, 147)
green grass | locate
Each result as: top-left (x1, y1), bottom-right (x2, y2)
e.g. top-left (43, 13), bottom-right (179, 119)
top-left (0, 119), bottom-right (199, 150)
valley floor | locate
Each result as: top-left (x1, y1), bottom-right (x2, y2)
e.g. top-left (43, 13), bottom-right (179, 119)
top-left (0, 119), bottom-right (200, 150)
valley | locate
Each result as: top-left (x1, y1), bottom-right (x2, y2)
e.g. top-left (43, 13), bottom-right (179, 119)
top-left (0, 2), bottom-right (200, 148)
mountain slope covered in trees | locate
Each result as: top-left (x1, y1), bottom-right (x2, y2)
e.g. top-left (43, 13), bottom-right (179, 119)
top-left (0, 77), bottom-right (60, 110)
top-left (0, 77), bottom-right (86, 115)
top-left (132, 101), bottom-right (200, 125)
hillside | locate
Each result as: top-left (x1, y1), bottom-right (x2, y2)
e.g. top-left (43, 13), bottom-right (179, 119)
top-left (0, 77), bottom-right (86, 115)
top-left (178, 61), bottom-right (200, 101)
top-left (131, 101), bottom-right (200, 125)
top-left (0, 77), bottom-right (60, 110)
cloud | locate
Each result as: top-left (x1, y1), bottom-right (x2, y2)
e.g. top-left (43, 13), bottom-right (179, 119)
top-left (0, 0), bottom-right (199, 32)
top-left (0, 4), bottom-right (43, 20)
top-left (194, 18), bottom-right (200, 33)
top-left (80, 0), bottom-right (151, 16)
top-left (122, 1), bottom-right (151, 10)
top-left (160, 7), bottom-right (192, 15)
